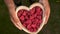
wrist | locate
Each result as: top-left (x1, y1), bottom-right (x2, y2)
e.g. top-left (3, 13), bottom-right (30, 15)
top-left (4, 0), bottom-right (15, 9)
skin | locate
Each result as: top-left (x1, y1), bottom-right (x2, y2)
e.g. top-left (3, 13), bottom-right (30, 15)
top-left (4, 0), bottom-right (22, 30)
top-left (4, 0), bottom-right (50, 30)
top-left (39, 0), bottom-right (50, 24)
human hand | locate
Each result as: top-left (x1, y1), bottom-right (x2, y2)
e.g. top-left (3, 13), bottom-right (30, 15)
top-left (39, 0), bottom-right (50, 24)
top-left (4, 0), bottom-right (50, 31)
top-left (4, 0), bottom-right (22, 30)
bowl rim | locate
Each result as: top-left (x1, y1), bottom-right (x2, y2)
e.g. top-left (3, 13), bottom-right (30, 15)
top-left (16, 3), bottom-right (45, 34)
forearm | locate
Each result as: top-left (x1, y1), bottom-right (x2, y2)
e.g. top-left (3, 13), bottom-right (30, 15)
top-left (4, 0), bottom-right (18, 22)
top-left (4, 0), bottom-right (15, 9)
top-left (4, 0), bottom-right (16, 18)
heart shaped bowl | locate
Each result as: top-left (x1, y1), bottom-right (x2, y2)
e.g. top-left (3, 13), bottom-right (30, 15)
top-left (16, 3), bottom-right (46, 34)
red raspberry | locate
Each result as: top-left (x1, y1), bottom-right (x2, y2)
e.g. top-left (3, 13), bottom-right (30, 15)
top-left (23, 23), bottom-right (27, 27)
top-left (27, 24), bottom-right (31, 30)
top-left (20, 16), bottom-right (24, 21)
top-left (35, 6), bottom-right (42, 13)
top-left (30, 15), bottom-right (34, 19)
top-left (17, 10), bottom-right (23, 17)
top-left (30, 7), bottom-right (35, 14)
top-left (33, 28), bottom-right (37, 32)
top-left (25, 20), bottom-right (31, 25)
top-left (31, 24), bottom-right (36, 28)
top-left (22, 10), bottom-right (27, 16)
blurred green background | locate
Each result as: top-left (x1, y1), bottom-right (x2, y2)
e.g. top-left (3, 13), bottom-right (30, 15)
top-left (0, 0), bottom-right (60, 34)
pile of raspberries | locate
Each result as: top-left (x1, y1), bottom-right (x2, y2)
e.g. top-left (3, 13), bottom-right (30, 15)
top-left (17, 6), bottom-right (43, 32)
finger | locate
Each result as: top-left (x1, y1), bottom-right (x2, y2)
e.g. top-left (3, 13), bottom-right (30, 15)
top-left (4, 0), bottom-right (22, 30)
top-left (4, 0), bottom-right (19, 24)
top-left (4, 0), bottom-right (16, 21)
top-left (10, 16), bottom-right (22, 30)
top-left (43, 0), bottom-right (50, 25)
top-left (39, 0), bottom-right (50, 25)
